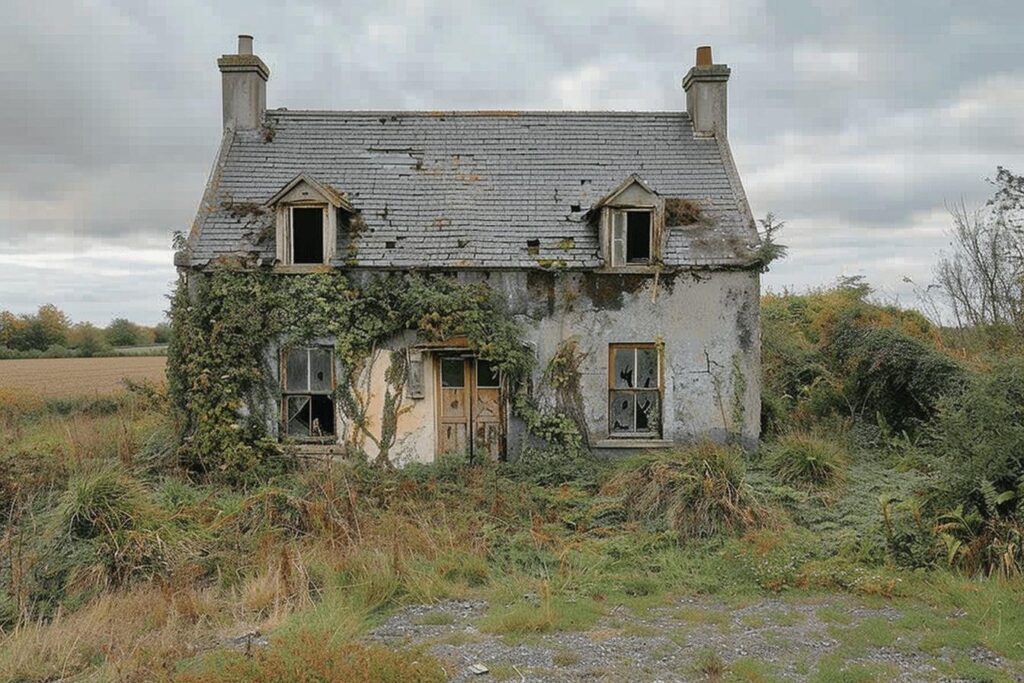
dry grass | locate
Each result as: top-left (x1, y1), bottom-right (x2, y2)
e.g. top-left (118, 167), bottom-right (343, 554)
top-left (0, 587), bottom-right (225, 682)
top-left (0, 357), bottom-right (167, 398)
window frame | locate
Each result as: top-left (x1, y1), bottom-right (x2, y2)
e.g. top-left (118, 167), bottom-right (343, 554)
top-left (280, 346), bottom-right (337, 442)
top-left (607, 343), bottom-right (662, 438)
top-left (275, 202), bottom-right (336, 266)
top-left (603, 206), bottom-right (662, 269)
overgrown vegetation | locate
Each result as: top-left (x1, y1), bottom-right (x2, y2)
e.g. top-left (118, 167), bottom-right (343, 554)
top-left (168, 270), bottom-right (543, 479)
top-left (4, 170), bottom-right (1024, 679)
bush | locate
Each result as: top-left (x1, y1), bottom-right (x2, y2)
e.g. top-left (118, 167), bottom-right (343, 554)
top-left (765, 432), bottom-right (847, 490)
top-left (827, 321), bottom-right (966, 433)
top-left (604, 442), bottom-right (764, 540)
top-left (926, 359), bottom-right (1024, 520)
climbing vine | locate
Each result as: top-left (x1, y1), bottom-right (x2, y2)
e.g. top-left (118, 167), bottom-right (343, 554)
top-left (168, 269), bottom-right (537, 482)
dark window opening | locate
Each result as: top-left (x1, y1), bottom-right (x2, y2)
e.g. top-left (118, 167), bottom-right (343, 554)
top-left (477, 359), bottom-right (501, 388)
top-left (440, 357), bottom-right (465, 388)
top-left (626, 211), bottom-right (651, 263)
top-left (292, 208), bottom-right (324, 264)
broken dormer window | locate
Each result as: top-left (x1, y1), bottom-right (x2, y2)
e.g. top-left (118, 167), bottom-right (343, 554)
top-left (282, 347), bottom-right (335, 440)
top-left (291, 207), bottom-right (325, 264)
top-left (610, 209), bottom-right (654, 266)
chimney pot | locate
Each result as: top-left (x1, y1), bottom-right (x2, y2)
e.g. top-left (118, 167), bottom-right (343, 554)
top-left (696, 46), bottom-right (712, 67)
top-left (238, 34), bottom-right (253, 55)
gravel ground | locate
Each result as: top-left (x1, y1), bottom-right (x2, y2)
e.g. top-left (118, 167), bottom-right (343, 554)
top-left (368, 597), bottom-right (1015, 682)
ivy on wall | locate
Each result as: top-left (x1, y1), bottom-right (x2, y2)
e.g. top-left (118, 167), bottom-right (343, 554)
top-left (168, 269), bottom-right (572, 481)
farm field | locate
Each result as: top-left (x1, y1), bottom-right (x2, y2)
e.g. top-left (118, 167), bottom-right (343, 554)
top-left (0, 356), bottom-right (166, 397)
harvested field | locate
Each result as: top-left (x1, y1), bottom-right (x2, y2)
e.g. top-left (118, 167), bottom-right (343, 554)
top-left (0, 356), bottom-right (167, 398)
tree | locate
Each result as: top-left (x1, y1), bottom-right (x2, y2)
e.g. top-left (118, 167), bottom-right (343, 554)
top-left (68, 322), bottom-right (110, 357)
top-left (105, 318), bottom-right (145, 347)
top-left (152, 322), bottom-right (172, 344)
top-left (934, 167), bottom-right (1024, 338)
top-left (1, 305), bottom-right (70, 351)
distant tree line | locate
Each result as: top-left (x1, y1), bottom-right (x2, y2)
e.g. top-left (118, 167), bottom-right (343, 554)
top-left (0, 305), bottom-right (170, 358)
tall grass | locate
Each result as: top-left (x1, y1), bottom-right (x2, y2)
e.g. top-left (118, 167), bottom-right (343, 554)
top-left (604, 442), bottom-right (765, 540)
top-left (765, 432), bottom-right (847, 490)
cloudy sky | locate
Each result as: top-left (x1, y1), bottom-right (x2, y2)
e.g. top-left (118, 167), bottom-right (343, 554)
top-left (1, 0), bottom-right (1022, 325)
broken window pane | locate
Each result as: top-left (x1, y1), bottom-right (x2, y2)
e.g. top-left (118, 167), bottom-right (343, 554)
top-left (477, 359), bottom-right (500, 388)
top-left (440, 357), bottom-right (465, 388)
top-left (636, 347), bottom-right (658, 389)
top-left (292, 207), bottom-right (324, 264)
top-left (309, 348), bottom-right (333, 393)
top-left (610, 391), bottom-right (635, 432)
top-left (636, 393), bottom-right (659, 432)
top-left (626, 211), bottom-right (651, 263)
top-left (614, 347), bottom-right (635, 388)
top-left (286, 348), bottom-right (308, 392)
top-left (286, 395), bottom-right (311, 437)
top-left (309, 395), bottom-right (335, 436)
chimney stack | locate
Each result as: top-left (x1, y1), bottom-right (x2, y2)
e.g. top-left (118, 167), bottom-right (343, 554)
top-left (217, 35), bottom-right (269, 131)
top-left (682, 46), bottom-right (730, 138)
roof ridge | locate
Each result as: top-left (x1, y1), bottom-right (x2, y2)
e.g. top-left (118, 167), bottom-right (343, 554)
top-left (266, 109), bottom-right (690, 118)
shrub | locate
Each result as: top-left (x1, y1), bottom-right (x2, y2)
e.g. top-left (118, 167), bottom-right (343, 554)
top-left (926, 359), bottom-right (1024, 520)
top-left (604, 442), bottom-right (764, 540)
top-left (765, 432), bottom-right (847, 490)
top-left (826, 321), bottom-right (966, 433)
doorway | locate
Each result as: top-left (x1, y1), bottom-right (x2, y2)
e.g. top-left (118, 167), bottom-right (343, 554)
top-left (435, 355), bottom-right (505, 460)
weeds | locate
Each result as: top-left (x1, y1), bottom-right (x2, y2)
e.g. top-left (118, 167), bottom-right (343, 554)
top-left (765, 432), bottom-right (847, 491)
top-left (605, 442), bottom-right (765, 540)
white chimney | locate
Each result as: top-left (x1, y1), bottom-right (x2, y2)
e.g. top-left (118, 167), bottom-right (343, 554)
top-left (217, 35), bottom-right (269, 131)
top-left (682, 46), bottom-right (730, 138)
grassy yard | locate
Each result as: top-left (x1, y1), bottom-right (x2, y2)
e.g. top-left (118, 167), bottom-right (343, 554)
top-left (0, 385), bottom-right (1022, 682)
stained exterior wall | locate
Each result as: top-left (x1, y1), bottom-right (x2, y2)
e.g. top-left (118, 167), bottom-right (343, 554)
top-left (263, 268), bottom-right (761, 463)
top-left (507, 269), bottom-right (761, 456)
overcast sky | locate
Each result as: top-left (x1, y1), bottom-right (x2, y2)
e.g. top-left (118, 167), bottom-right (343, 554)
top-left (1, 0), bottom-right (1022, 325)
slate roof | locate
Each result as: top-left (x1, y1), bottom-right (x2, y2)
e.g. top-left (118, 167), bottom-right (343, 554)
top-left (184, 110), bottom-right (759, 269)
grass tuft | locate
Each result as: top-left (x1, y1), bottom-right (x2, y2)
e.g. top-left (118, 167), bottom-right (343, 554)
top-left (605, 442), bottom-right (765, 540)
top-left (765, 432), bottom-right (847, 490)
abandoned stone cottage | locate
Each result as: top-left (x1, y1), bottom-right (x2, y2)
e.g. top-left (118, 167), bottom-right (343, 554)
top-left (176, 36), bottom-right (762, 465)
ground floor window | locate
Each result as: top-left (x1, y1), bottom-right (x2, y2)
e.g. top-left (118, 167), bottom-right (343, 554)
top-left (608, 343), bottom-right (661, 437)
top-left (281, 346), bottom-right (335, 439)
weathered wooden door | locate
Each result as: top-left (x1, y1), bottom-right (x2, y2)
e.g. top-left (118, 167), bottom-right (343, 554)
top-left (436, 356), bottom-right (504, 460)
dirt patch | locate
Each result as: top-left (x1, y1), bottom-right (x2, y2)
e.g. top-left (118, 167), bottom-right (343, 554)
top-left (0, 357), bottom-right (167, 398)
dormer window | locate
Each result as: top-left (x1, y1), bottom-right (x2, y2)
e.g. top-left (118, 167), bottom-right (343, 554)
top-left (595, 176), bottom-right (664, 270)
top-left (266, 173), bottom-right (352, 267)
top-left (611, 209), bottom-right (653, 265)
